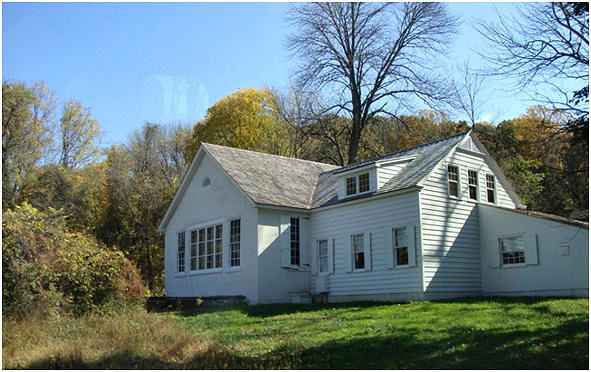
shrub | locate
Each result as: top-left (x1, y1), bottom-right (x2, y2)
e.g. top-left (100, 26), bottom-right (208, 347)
top-left (2, 203), bottom-right (144, 318)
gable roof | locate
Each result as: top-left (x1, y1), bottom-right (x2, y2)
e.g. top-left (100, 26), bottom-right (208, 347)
top-left (202, 143), bottom-right (338, 209)
top-left (159, 131), bottom-right (524, 230)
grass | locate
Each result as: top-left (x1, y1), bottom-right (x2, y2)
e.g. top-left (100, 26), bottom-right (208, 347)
top-left (3, 297), bottom-right (589, 369)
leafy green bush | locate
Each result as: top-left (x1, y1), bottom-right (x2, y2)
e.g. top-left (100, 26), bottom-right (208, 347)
top-left (2, 203), bottom-right (144, 318)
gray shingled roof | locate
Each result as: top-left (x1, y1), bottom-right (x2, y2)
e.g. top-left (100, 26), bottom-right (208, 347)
top-left (203, 143), bottom-right (338, 209)
top-left (310, 132), bottom-right (467, 207)
top-left (203, 132), bottom-right (468, 209)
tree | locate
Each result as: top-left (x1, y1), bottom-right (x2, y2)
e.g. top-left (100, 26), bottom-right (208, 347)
top-left (186, 88), bottom-right (291, 162)
top-left (452, 62), bottom-right (488, 128)
top-left (476, 2), bottom-right (589, 144)
top-left (2, 81), bottom-right (56, 206)
top-left (287, 2), bottom-right (459, 164)
top-left (100, 123), bottom-right (190, 291)
top-left (58, 100), bottom-right (101, 169)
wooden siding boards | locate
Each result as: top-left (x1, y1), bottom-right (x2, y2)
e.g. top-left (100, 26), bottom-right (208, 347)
top-left (420, 147), bottom-right (516, 294)
top-left (310, 191), bottom-right (423, 296)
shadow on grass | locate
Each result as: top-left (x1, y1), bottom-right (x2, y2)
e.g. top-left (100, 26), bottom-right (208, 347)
top-left (177, 296), bottom-right (583, 318)
top-left (21, 316), bottom-right (588, 370)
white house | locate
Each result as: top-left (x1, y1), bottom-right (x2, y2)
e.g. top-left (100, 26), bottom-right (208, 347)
top-left (158, 132), bottom-right (589, 304)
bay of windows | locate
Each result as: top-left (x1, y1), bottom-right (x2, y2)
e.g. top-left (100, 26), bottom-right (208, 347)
top-left (230, 219), bottom-right (241, 267)
top-left (177, 232), bottom-right (185, 273)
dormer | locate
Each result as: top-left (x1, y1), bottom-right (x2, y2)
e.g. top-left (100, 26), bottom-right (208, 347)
top-left (335, 155), bottom-right (416, 200)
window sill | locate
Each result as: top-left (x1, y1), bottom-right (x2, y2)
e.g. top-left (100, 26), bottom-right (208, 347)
top-left (393, 264), bottom-right (412, 269)
top-left (284, 265), bottom-right (309, 272)
top-left (228, 266), bottom-right (241, 272)
top-left (316, 272), bottom-right (330, 277)
top-left (174, 272), bottom-right (187, 278)
top-left (188, 268), bottom-right (223, 276)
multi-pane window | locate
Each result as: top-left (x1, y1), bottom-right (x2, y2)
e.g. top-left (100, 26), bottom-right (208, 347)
top-left (177, 232), bottom-right (185, 273)
top-left (230, 219), bottom-right (241, 267)
top-left (192, 223), bottom-right (223, 271)
top-left (190, 230), bottom-right (198, 271)
top-left (352, 234), bottom-right (365, 270)
top-left (468, 170), bottom-right (479, 201)
top-left (290, 217), bottom-right (300, 266)
top-left (393, 227), bottom-right (409, 266)
top-left (346, 176), bottom-right (357, 196)
top-left (317, 239), bottom-right (328, 274)
top-left (500, 236), bottom-right (525, 265)
top-left (486, 174), bottom-right (496, 203)
top-left (447, 165), bottom-right (459, 197)
top-left (346, 173), bottom-right (370, 196)
top-left (359, 173), bottom-right (370, 193)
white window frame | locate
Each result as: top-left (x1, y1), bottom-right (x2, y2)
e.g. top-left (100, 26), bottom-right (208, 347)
top-left (393, 226), bottom-right (410, 268)
top-left (467, 169), bottom-right (479, 201)
top-left (345, 172), bottom-right (371, 197)
top-left (447, 165), bottom-right (460, 198)
top-left (186, 218), bottom-right (225, 275)
top-left (498, 233), bottom-right (526, 268)
top-left (317, 239), bottom-right (329, 276)
top-left (351, 233), bottom-right (365, 271)
top-left (229, 218), bottom-right (241, 270)
top-left (486, 173), bottom-right (497, 204)
top-left (290, 217), bottom-right (301, 266)
top-left (175, 231), bottom-right (186, 277)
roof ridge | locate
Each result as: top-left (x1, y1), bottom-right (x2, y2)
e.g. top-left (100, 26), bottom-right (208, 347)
top-left (320, 131), bottom-right (469, 175)
top-left (201, 142), bottom-right (339, 169)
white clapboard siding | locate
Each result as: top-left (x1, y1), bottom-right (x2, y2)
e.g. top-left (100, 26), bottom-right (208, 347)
top-left (377, 160), bottom-right (413, 189)
top-left (309, 191), bottom-right (422, 296)
top-left (420, 147), bottom-right (515, 293)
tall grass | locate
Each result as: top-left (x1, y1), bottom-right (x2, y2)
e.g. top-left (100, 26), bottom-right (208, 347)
top-left (2, 305), bottom-right (229, 369)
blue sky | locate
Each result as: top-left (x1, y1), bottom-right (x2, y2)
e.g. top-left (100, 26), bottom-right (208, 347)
top-left (2, 2), bottom-right (568, 145)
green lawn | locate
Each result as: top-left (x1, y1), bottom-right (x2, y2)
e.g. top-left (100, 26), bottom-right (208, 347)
top-left (3, 297), bottom-right (588, 369)
top-left (171, 297), bottom-right (589, 369)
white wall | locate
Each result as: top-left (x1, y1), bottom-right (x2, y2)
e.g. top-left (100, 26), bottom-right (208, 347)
top-left (164, 154), bottom-right (259, 304)
top-left (310, 191), bottom-right (423, 297)
top-left (377, 160), bottom-right (413, 190)
top-left (480, 204), bottom-right (589, 297)
top-left (256, 208), bottom-right (310, 303)
top-left (420, 147), bottom-right (516, 296)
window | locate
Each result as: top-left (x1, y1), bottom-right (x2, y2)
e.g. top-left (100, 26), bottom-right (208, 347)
top-left (290, 217), bottom-right (300, 266)
top-left (447, 165), bottom-right (459, 197)
top-left (192, 223), bottom-right (223, 271)
top-left (352, 234), bottom-right (364, 270)
top-left (468, 170), bottom-right (479, 201)
top-left (500, 235), bottom-right (525, 265)
top-left (346, 176), bottom-right (357, 196)
top-left (486, 174), bottom-right (496, 203)
top-left (317, 239), bottom-right (328, 274)
top-left (177, 232), bottom-right (185, 273)
top-left (230, 219), bottom-right (241, 267)
top-left (346, 172), bottom-right (370, 196)
top-left (359, 173), bottom-right (370, 193)
top-left (393, 227), bottom-right (409, 266)
top-left (190, 230), bottom-right (198, 271)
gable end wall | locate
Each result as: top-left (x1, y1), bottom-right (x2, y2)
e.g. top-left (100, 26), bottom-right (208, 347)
top-left (420, 148), bottom-right (516, 297)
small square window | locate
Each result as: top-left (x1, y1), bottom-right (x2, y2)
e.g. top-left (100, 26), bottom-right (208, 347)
top-left (500, 236), bottom-right (525, 265)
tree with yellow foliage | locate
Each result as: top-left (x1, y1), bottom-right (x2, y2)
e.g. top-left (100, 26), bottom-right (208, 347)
top-left (186, 88), bottom-right (291, 162)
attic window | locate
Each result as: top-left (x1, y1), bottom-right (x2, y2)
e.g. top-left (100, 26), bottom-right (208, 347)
top-left (202, 177), bottom-right (211, 187)
top-left (346, 173), bottom-right (370, 196)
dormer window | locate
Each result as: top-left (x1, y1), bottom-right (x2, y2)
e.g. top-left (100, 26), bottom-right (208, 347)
top-left (346, 172), bottom-right (370, 196)
top-left (346, 176), bottom-right (357, 196)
